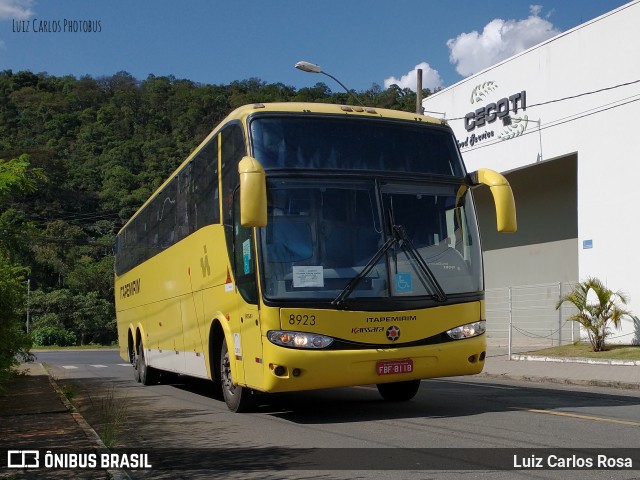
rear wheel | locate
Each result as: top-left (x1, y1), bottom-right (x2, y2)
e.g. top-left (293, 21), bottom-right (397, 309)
top-left (376, 379), bottom-right (421, 401)
top-left (220, 340), bottom-right (254, 412)
top-left (132, 344), bottom-right (141, 383)
top-left (137, 341), bottom-right (159, 386)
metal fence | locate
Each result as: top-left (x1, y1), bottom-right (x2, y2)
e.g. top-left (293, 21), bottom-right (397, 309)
top-left (485, 282), bottom-right (579, 354)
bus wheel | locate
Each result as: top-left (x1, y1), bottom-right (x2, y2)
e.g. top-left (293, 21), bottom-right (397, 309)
top-left (137, 342), bottom-right (159, 386)
top-left (220, 340), bottom-right (254, 412)
top-left (132, 346), bottom-right (141, 383)
top-left (376, 380), bottom-right (421, 401)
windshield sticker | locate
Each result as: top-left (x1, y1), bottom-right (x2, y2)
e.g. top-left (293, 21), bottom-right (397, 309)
top-left (242, 239), bottom-right (251, 274)
top-left (292, 266), bottom-right (324, 288)
top-left (395, 273), bottom-right (413, 293)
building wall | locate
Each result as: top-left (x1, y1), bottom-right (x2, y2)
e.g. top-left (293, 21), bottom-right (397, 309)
top-left (424, 1), bottom-right (640, 344)
top-left (475, 154), bottom-right (578, 288)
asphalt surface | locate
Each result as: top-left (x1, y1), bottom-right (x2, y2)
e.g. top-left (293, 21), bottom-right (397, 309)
top-left (1, 344), bottom-right (638, 478)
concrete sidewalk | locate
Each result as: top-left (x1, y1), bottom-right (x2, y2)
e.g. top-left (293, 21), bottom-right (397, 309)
top-left (0, 349), bottom-right (638, 477)
top-left (482, 346), bottom-right (640, 390)
top-left (0, 363), bottom-right (125, 479)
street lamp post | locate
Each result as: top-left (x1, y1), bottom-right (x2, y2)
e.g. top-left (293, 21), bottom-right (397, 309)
top-left (529, 118), bottom-right (544, 162)
top-left (26, 278), bottom-right (30, 334)
top-left (295, 61), bottom-right (364, 106)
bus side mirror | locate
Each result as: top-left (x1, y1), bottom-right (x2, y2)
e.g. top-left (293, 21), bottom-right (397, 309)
top-left (469, 168), bottom-right (517, 233)
top-left (238, 156), bottom-right (267, 227)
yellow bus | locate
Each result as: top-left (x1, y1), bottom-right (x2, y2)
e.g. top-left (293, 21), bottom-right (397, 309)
top-left (115, 102), bottom-right (516, 412)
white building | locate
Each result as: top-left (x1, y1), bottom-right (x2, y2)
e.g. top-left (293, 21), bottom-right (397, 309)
top-left (423, 1), bottom-right (640, 346)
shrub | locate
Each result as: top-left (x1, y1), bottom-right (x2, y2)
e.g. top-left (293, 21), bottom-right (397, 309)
top-left (556, 277), bottom-right (632, 352)
top-left (32, 326), bottom-right (77, 347)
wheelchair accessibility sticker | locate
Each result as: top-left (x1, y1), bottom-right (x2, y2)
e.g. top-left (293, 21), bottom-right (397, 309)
top-left (395, 273), bottom-right (412, 293)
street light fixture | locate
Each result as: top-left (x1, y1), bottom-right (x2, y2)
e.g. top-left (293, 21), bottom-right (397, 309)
top-left (295, 60), bottom-right (364, 106)
top-left (295, 61), bottom-right (322, 74)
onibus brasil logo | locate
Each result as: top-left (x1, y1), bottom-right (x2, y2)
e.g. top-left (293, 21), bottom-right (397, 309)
top-left (6, 450), bottom-right (152, 469)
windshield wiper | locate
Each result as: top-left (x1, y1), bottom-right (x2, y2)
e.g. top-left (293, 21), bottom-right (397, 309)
top-left (332, 235), bottom-right (397, 308)
top-left (332, 225), bottom-right (448, 307)
top-left (394, 225), bottom-right (448, 302)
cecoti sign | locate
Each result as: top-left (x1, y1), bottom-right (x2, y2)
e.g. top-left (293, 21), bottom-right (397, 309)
top-left (464, 91), bottom-right (527, 132)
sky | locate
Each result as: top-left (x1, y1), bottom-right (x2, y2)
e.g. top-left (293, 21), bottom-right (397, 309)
top-left (0, 0), bottom-right (633, 92)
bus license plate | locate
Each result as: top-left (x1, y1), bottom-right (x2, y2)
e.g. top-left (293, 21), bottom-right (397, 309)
top-left (376, 359), bottom-right (414, 376)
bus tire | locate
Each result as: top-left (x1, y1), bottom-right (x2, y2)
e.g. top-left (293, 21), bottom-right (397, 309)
top-left (220, 340), bottom-right (254, 412)
top-left (376, 379), bottom-right (421, 401)
top-left (132, 344), bottom-right (141, 383)
top-left (137, 341), bottom-right (159, 386)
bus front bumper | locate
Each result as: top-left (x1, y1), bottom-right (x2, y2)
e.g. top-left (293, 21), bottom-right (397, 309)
top-left (258, 334), bottom-right (486, 393)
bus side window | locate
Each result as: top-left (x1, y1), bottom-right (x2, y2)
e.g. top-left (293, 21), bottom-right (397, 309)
top-left (221, 124), bottom-right (244, 227)
top-left (233, 189), bottom-right (258, 304)
top-left (190, 135), bottom-right (220, 232)
top-left (221, 123), bottom-right (247, 269)
top-left (177, 167), bottom-right (190, 241)
top-left (157, 181), bottom-right (177, 250)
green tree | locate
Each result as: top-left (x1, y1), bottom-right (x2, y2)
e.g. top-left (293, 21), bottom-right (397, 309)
top-left (0, 259), bottom-right (33, 388)
top-left (29, 288), bottom-right (116, 345)
top-left (32, 220), bottom-right (88, 288)
top-left (0, 154), bottom-right (44, 389)
top-left (0, 154), bottom-right (46, 197)
top-left (556, 277), bottom-right (633, 351)
top-left (0, 208), bottom-right (38, 264)
top-left (367, 83), bottom-right (433, 112)
top-left (70, 291), bottom-right (116, 345)
top-left (67, 255), bottom-right (114, 299)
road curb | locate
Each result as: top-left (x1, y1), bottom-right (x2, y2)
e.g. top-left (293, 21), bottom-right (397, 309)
top-left (510, 354), bottom-right (640, 366)
top-left (478, 372), bottom-right (640, 391)
top-left (41, 363), bottom-right (132, 480)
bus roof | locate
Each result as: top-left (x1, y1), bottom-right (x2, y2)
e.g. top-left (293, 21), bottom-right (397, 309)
top-left (222, 102), bottom-right (447, 125)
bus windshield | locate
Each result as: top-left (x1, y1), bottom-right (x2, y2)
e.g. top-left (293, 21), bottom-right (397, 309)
top-left (259, 179), bottom-right (482, 303)
top-left (250, 116), bottom-right (465, 176)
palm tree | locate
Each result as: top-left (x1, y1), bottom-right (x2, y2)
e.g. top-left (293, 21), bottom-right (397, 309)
top-left (556, 277), bottom-right (632, 352)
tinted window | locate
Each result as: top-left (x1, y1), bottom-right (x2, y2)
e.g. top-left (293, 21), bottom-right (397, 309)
top-left (115, 135), bottom-right (220, 276)
top-left (220, 123), bottom-right (247, 269)
top-left (250, 116), bottom-right (464, 177)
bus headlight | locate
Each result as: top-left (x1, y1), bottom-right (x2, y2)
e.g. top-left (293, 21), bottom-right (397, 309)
top-left (268, 330), bottom-right (334, 349)
top-left (446, 320), bottom-right (486, 340)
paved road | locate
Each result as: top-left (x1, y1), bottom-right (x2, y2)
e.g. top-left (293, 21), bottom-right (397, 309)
top-left (37, 350), bottom-right (640, 479)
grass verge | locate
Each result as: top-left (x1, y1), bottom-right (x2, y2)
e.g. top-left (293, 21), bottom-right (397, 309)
top-left (527, 343), bottom-right (640, 360)
top-left (31, 344), bottom-right (118, 351)
top-left (88, 386), bottom-right (129, 448)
